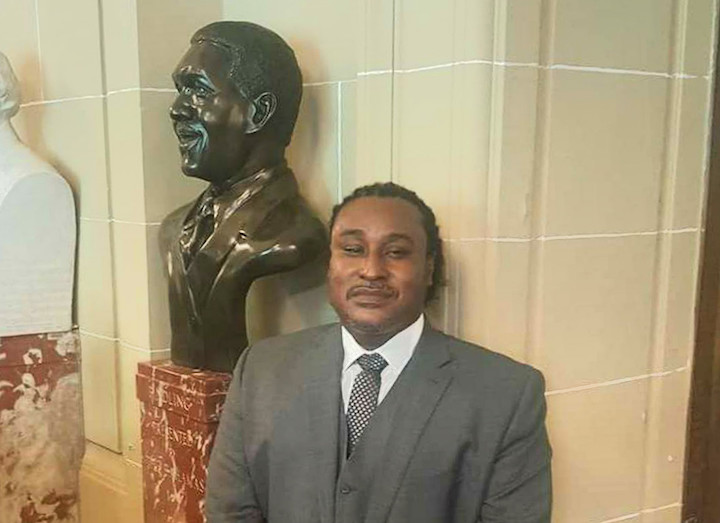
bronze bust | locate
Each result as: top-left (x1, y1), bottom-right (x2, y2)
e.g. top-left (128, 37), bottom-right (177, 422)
top-left (160, 22), bottom-right (326, 372)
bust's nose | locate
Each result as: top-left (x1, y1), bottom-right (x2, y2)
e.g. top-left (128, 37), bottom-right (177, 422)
top-left (169, 95), bottom-right (192, 122)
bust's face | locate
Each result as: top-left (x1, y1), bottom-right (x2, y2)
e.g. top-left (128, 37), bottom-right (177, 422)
top-left (170, 42), bottom-right (253, 184)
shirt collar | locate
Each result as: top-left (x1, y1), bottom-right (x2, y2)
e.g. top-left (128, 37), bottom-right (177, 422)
top-left (341, 314), bottom-right (425, 373)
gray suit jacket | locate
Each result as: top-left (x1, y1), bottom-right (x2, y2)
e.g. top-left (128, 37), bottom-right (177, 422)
top-left (206, 323), bottom-right (552, 523)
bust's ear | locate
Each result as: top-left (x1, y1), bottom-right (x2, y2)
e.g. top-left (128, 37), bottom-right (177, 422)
top-left (246, 92), bottom-right (277, 134)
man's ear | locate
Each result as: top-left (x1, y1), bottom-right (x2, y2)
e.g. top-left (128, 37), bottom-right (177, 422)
top-left (246, 92), bottom-right (277, 134)
top-left (425, 256), bottom-right (435, 287)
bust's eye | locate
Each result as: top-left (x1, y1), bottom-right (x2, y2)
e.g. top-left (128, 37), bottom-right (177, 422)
top-left (194, 85), bottom-right (212, 99)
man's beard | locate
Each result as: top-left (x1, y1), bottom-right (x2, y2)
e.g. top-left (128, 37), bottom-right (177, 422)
top-left (334, 306), bottom-right (398, 336)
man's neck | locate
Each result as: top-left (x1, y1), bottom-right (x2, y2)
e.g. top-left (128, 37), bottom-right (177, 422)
top-left (350, 333), bottom-right (391, 351)
top-left (345, 314), bottom-right (424, 351)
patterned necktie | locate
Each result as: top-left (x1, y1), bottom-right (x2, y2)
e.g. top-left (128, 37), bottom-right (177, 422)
top-left (346, 353), bottom-right (388, 456)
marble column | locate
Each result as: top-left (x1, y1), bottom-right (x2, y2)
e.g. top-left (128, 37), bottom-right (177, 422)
top-left (0, 330), bottom-right (83, 522)
top-left (136, 360), bottom-right (232, 523)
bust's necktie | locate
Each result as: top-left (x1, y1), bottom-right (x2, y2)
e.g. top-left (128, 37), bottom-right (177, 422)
top-left (346, 353), bottom-right (388, 456)
top-left (179, 193), bottom-right (216, 268)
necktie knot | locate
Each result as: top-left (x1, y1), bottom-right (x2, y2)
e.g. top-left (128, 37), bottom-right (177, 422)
top-left (198, 197), bottom-right (215, 218)
top-left (356, 353), bottom-right (388, 374)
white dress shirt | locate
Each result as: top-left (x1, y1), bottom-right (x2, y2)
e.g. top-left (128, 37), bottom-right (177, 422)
top-left (341, 314), bottom-right (424, 412)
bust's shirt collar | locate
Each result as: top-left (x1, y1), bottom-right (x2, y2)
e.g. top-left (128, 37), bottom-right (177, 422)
top-left (186, 162), bottom-right (294, 229)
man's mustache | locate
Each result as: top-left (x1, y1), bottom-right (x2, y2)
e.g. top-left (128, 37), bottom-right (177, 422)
top-left (347, 284), bottom-right (395, 299)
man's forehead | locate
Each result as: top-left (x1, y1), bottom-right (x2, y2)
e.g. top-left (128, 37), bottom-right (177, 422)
top-left (333, 197), bottom-right (425, 237)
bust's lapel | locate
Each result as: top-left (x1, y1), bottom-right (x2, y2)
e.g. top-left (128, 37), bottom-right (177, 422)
top-left (184, 168), bottom-right (296, 309)
top-left (183, 203), bottom-right (250, 309)
top-left (301, 325), bottom-right (343, 523)
top-left (364, 327), bottom-right (454, 523)
top-left (163, 204), bottom-right (200, 319)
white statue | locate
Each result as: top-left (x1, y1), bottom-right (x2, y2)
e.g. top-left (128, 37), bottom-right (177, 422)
top-left (0, 52), bottom-right (75, 336)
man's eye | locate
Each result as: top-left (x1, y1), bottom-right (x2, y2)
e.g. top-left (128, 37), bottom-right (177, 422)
top-left (386, 249), bottom-right (409, 259)
top-left (341, 245), bottom-right (363, 255)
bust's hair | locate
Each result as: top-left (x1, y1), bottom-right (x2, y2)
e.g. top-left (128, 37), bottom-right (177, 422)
top-left (329, 182), bottom-right (445, 304)
top-left (0, 53), bottom-right (20, 121)
top-left (192, 21), bottom-right (302, 146)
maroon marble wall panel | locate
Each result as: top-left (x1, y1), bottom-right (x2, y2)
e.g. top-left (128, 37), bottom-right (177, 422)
top-left (137, 361), bottom-right (231, 523)
top-left (0, 330), bottom-right (83, 523)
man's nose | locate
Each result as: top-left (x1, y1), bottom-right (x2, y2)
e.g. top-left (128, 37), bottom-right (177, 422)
top-left (360, 252), bottom-right (387, 280)
top-left (169, 95), bottom-right (191, 122)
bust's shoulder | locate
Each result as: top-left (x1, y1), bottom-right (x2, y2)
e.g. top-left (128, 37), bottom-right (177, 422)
top-left (159, 201), bottom-right (194, 238)
top-left (279, 203), bottom-right (327, 252)
top-left (162, 200), bottom-right (194, 227)
top-left (258, 190), bottom-right (326, 239)
top-left (248, 192), bottom-right (327, 266)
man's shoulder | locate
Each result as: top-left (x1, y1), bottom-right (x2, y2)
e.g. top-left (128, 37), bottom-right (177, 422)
top-left (232, 324), bottom-right (339, 393)
top-left (251, 323), bottom-right (337, 350)
top-left (429, 328), bottom-right (544, 388)
top-left (242, 323), bottom-right (339, 365)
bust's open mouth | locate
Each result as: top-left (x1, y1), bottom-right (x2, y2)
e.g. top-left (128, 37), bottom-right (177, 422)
top-left (174, 122), bottom-right (207, 152)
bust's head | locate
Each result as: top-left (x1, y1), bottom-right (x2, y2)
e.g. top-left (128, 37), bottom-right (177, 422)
top-left (170, 22), bottom-right (302, 185)
top-left (0, 53), bottom-right (20, 123)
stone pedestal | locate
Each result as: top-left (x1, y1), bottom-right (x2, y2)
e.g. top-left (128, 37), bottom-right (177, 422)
top-left (136, 360), bottom-right (232, 523)
top-left (0, 330), bottom-right (83, 523)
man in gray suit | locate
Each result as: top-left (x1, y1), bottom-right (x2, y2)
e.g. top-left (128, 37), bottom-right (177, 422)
top-left (206, 182), bottom-right (552, 522)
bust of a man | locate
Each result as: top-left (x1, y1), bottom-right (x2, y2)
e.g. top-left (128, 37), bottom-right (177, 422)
top-left (159, 22), bottom-right (326, 373)
top-left (0, 52), bottom-right (75, 336)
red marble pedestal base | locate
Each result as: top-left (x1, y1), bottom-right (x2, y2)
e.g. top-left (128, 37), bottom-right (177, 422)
top-left (137, 360), bottom-right (232, 523)
top-left (0, 330), bottom-right (83, 523)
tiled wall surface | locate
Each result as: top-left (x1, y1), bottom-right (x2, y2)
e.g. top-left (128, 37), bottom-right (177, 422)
top-left (386, 2), bottom-right (715, 522)
top-left (0, 0), bottom-right (715, 522)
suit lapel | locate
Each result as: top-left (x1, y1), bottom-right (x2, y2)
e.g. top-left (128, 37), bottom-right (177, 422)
top-left (301, 325), bottom-right (343, 523)
top-left (364, 328), bottom-right (454, 523)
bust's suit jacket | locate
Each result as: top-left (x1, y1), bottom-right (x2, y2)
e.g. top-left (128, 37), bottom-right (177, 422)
top-left (159, 165), bottom-right (325, 371)
top-left (206, 322), bottom-right (552, 523)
